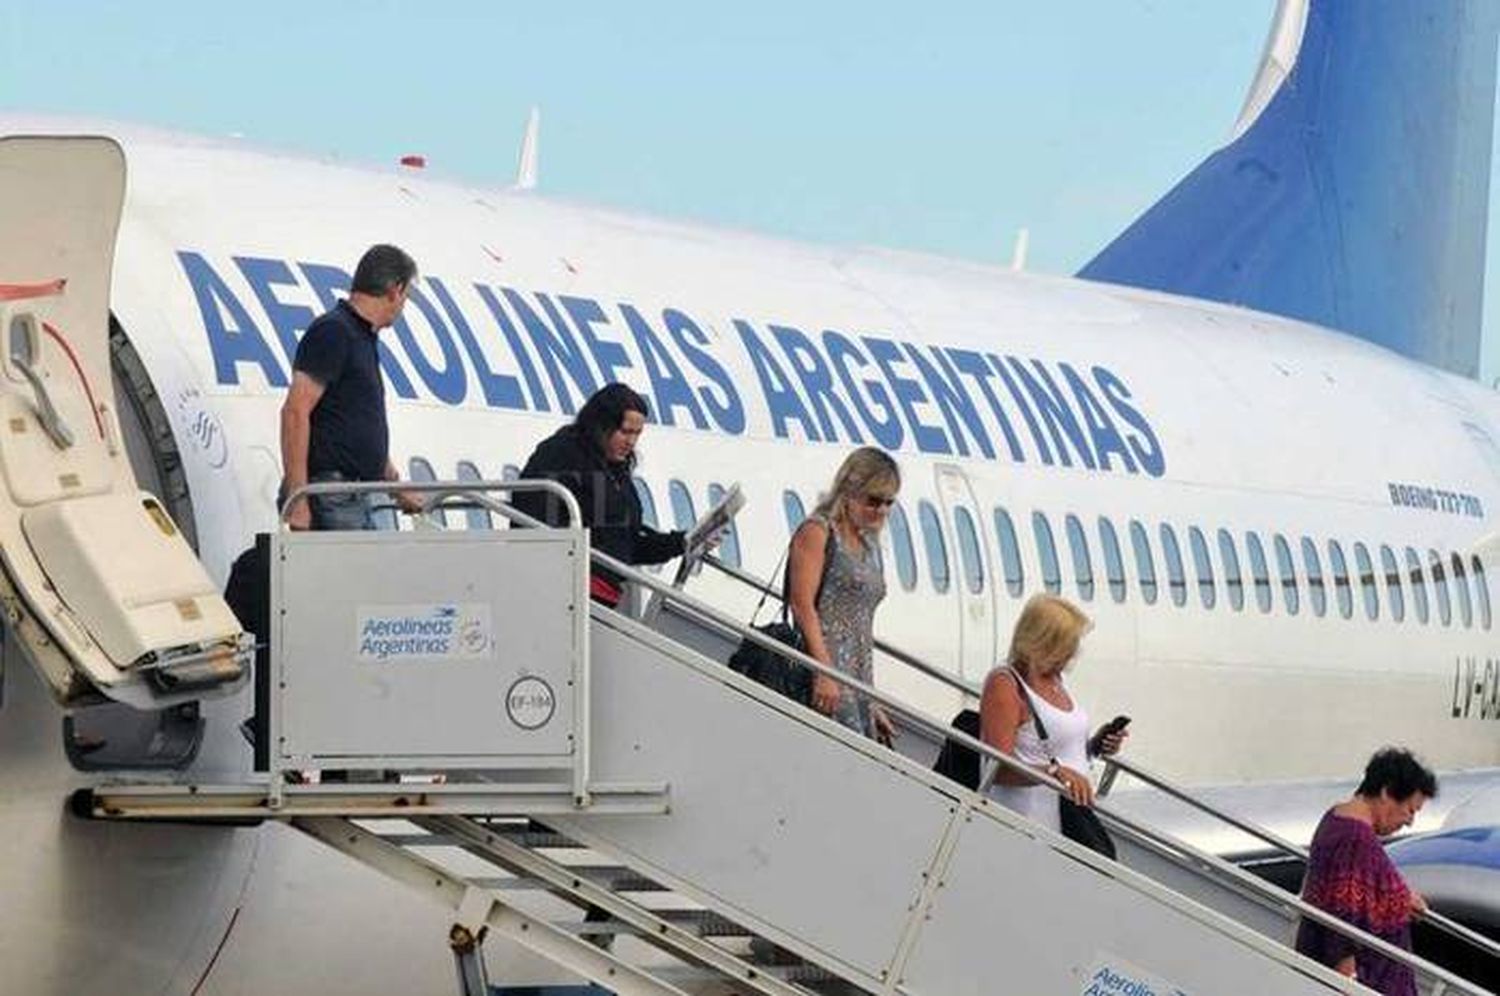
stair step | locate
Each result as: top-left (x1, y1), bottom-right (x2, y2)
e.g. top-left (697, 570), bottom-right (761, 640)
top-left (552, 909), bottom-right (751, 940)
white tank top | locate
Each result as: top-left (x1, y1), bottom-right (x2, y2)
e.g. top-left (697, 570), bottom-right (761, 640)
top-left (985, 667), bottom-right (1090, 834)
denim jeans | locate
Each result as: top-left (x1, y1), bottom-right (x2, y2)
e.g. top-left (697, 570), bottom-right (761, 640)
top-left (294, 471), bottom-right (375, 531)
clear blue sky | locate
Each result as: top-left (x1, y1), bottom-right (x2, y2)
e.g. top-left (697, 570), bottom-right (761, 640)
top-left (5, 2), bottom-right (1500, 381)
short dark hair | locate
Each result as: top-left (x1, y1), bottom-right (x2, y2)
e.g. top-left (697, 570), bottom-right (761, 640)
top-left (1356, 747), bottom-right (1437, 801)
top-left (351, 244), bottom-right (417, 296)
top-left (574, 383), bottom-right (650, 467)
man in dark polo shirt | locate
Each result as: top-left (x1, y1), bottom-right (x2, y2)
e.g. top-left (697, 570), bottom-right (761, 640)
top-left (280, 244), bottom-right (423, 530)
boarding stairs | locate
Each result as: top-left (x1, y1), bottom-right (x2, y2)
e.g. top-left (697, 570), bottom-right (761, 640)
top-left (82, 481), bottom-right (1500, 996)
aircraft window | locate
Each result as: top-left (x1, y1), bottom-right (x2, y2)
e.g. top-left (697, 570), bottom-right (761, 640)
top-left (406, 456), bottom-right (449, 528)
top-left (1275, 534), bottom-right (1300, 615)
top-left (1159, 524), bottom-right (1187, 607)
top-left (1327, 541), bottom-right (1353, 619)
top-left (1098, 517), bottom-right (1126, 604)
top-left (1217, 529), bottom-right (1243, 612)
top-left (1429, 549), bottom-right (1452, 626)
top-left (1129, 520), bottom-right (1158, 605)
top-left (1380, 545), bottom-right (1405, 622)
top-left (1472, 556), bottom-right (1492, 630)
top-left (1451, 553), bottom-right (1473, 628)
top-left (994, 507), bottom-right (1025, 597)
top-left (782, 490), bottom-right (806, 534)
top-left (1353, 542), bottom-right (1379, 621)
top-left (669, 479), bottom-right (696, 531)
top-left (953, 507), bottom-right (985, 594)
top-left (455, 460), bottom-right (492, 530)
top-left (632, 478), bottom-right (662, 573)
top-left (502, 464), bottom-right (520, 480)
top-left (1300, 538), bottom-right (1326, 617)
top-left (634, 477), bottom-right (660, 529)
top-left (1245, 532), bottom-right (1272, 614)
top-left (920, 501), bottom-right (952, 594)
top-left (1405, 547), bottom-right (1430, 624)
top-left (1187, 526), bottom-right (1215, 609)
top-left (707, 483), bottom-right (743, 569)
top-left (889, 501), bottom-right (918, 591)
top-left (1033, 511), bottom-right (1062, 595)
top-left (1065, 514), bottom-right (1094, 602)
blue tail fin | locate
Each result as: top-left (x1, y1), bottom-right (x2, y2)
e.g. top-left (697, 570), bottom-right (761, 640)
top-left (1078, 0), bottom-right (1500, 378)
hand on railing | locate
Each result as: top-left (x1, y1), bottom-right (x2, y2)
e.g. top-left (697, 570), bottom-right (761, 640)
top-left (393, 489), bottom-right (425, 515)
top-left (1050, 761), bottom-right (1095, 807)
top-left (871, 704), bottom-right (897, 747)
top-left (811, 673), bottom-right (841, 715)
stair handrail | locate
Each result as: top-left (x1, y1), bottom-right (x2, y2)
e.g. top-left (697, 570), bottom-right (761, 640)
top-left (693, 550), bottom-right (1500, 973)
top-left (403, 485), bottom-right (1491, 995)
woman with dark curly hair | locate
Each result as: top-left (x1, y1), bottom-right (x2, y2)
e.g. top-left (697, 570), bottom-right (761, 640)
top-left (1295, 747), bottom-right (1436, 994)
top-left (511, 383), bottom-right (684, 607)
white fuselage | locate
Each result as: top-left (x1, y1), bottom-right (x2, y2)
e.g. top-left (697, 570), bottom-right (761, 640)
top-left (2, 119), bottom-right (1497, 994)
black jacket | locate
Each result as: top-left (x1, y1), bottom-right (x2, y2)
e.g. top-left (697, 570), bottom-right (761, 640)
top-left (511, 425), bottom-right (684, 585)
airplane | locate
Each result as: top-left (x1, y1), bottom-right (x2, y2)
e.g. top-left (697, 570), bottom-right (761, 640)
top-left (0, 0), bottom-right (1497, 992)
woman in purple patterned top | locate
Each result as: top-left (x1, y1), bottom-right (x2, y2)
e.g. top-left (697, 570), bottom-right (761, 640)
top-left (1295, 747), bottom-right (1437, 995)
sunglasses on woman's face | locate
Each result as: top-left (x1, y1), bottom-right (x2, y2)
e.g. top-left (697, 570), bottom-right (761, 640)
top-left (861, 494), bottom-right (897, 510)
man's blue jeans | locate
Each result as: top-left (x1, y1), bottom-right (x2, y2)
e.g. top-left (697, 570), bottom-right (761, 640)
top-left (304, 471), bottom-right (376, 530)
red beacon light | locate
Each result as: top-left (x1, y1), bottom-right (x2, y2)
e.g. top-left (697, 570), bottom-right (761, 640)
top-left (399, 154), bottom-right (427, 169)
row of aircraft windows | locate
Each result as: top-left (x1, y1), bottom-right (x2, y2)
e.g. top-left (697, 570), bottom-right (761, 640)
top-left (394, 462), bottom-right (1492, 632)
top-left (395, 459), bottom-right (746, 570)
top-left (783, 489), bottom-right (1492, 631)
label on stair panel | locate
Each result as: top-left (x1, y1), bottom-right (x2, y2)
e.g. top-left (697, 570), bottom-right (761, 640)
top-left (356, 603), bottom-right (494, 663)
top-left (1081, 954), bottom-right (1187, 996)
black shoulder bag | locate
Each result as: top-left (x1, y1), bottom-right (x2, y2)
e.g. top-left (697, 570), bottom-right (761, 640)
top-left (727, 521), bottom-right (836, 706)
top-left (932, 708), bottom-right (982, 789)
top-left (1006, 670), bottom-right (1116, 859)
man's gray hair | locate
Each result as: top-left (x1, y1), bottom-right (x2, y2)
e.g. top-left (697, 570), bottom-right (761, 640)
top-left (351, 244), bottom-right (417, 296)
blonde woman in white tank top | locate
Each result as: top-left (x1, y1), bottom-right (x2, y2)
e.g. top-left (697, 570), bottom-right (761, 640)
top-left (979, 595), bottom-right (1128, 833)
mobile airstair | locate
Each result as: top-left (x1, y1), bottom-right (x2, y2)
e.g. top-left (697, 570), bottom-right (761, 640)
top-left (82, 481), bottom-right (1500, 996)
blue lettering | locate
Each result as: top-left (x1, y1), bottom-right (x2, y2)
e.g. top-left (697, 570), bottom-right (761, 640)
top-left (503, 289), bottom-right (597, 414)
top-left (946, 349), bottom-right (1025, 461)
top-left (664, 308), bottom-right (745, 434)
top-left (1094, 366), bottom-right (1165, 477)
top-left (735, 320), bottom-right (819, 440)
top-left (863, 336), bottom-right (950, 454)
top-left (906, 344), bottom-right (994, 459)
top-left (988, 353), bottom-right (1051, 463)
top-left (426, 278), bottom-right (526, 410)
top-left (771, 325), bottom-right (864, 444)
top-left (620, 304), bottom-right (708, 429)
top-left (1005, 357), bottom-right (1095, 469)
top-left (561, 295), bottom-right (633, 388)
top-left (233, 256), bottom-right (314, 369)
top-left (823, 331), bottom-right (902, 449)
top-left (474, 284), bottom-right (548, 411)
top-left (178, 251), bottom-right (286, 387)
top-left (297, 262), bottom-right (418, 399)
top-left (391, 285), bottom-right (467, 405)
top-left (1061, 363), bottom-right (1134, 473)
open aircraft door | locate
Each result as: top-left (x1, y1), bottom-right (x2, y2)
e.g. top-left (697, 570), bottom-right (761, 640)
top-left (934, 464), bottom-right (996, 680)
top-left (0, 136), bottom-right (248, 708)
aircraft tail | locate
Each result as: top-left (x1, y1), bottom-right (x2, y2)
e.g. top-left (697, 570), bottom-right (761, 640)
top-left (1078, 0), bottom-right (1500, 378)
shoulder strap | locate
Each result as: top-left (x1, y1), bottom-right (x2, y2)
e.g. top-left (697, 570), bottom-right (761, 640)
top-left (1004, 667), bottom-right (1050, 743)
top-left (780, 519), bottom-right (837, 623)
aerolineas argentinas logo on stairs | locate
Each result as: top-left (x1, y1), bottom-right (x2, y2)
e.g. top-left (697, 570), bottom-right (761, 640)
top-left (356, 604), bottom-right (494, 662)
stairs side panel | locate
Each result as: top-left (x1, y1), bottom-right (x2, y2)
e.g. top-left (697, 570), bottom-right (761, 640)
top-left (551, 615), bottom-right (1351, 995)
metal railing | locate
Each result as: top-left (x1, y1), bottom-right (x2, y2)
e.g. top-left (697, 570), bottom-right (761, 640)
top-left (330, 483), bottom-right (1493, 995)
top-left (689, 550), bottom-right (1500, 991)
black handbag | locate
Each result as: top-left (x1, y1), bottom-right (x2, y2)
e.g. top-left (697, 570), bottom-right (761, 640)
top-left (1007, 670), bottom-right (1117, 860)
top-left (932, 708), bottom-right (982, 789)
top-left (727, 523), bottom-right (835, 707)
